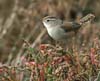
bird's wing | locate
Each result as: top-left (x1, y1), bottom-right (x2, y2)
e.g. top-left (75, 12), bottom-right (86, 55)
top-left (61, 21), bottom-right (81, 32)
top-left (61, 14), bottom-right (95, 32)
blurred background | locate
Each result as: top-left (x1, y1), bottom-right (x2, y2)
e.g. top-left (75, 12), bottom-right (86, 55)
top-left (0, 0), bottom-right (100, 63)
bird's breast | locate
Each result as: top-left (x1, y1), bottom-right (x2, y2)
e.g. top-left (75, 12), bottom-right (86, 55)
top-left (47, 27), bottom-right (67, 41)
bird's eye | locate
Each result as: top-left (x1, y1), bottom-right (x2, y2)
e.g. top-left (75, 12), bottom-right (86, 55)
top-left (47, 20), bottom-right (50, 22)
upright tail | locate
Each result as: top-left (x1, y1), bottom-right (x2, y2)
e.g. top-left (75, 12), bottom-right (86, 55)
top-left (79, 13), bottom-right (95, 25)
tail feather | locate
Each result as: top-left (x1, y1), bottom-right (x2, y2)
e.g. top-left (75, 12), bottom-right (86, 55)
top-left (79, 13), bottom-right (95, 25)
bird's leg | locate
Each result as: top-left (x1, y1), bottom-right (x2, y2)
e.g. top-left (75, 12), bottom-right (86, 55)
top-left (55, 41), bottom-right (61, 48)
top-left (49, 37), bottom-right (61, 48)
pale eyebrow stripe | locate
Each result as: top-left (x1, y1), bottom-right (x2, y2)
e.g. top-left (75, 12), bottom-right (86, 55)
top-left (43, 16), bottom-right (58, 20)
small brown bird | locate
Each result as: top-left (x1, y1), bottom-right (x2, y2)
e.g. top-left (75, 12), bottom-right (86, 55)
top-left (42, 14), bottom-right (95, 41)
